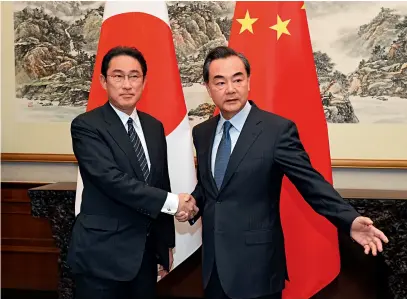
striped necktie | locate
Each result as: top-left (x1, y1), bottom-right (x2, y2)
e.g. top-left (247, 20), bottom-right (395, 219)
top-left (127, 117), bottom-right (149, 182)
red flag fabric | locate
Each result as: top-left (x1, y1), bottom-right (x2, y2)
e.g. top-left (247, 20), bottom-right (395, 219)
top-left (87, 5), bottom-right (185, 134)
top-left (76, 1), bottom-right (200, 273)
top-left (228, 2), bottom-right (339, 298)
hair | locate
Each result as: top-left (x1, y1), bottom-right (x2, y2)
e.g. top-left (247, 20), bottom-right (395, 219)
top-left (202, 46), bottom-right (251, 83)
top-left (101, 46), bottom-right (147, 78)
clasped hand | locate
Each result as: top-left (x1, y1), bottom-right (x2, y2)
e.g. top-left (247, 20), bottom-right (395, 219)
top-left (175, 193), bottom-right (199, 222)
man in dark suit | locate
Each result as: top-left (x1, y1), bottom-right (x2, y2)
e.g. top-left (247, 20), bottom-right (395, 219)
top-left (68, 46), bottom-right (197, 299)
top-left (176, 46), bottom-right (389, 299)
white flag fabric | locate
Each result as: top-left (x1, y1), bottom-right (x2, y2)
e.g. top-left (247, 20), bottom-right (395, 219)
top-left (75, 0), bottom-right (201, 276)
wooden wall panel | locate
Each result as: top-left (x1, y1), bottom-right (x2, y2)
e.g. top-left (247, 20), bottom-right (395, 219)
top-left (1, 182), bottom-right (396, 298)
top-left (1, 182), bottom-right (60, 290)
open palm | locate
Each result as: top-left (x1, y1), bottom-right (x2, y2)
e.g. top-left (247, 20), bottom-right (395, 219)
top-left (350, 216), bottom-right (389, 256)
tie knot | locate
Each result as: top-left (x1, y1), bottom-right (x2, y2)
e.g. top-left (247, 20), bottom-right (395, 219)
top-left (223, 121), bottom-right (232, 133)
top-left (127, 117), bottom-right (133, 125)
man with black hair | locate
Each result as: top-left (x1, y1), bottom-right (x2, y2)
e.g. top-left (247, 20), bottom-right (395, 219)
top-left (68, 46), bottom-right (198, 299)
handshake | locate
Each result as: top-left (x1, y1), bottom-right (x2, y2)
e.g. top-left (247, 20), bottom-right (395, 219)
top-left (175, 193), bottom-right (199, 222)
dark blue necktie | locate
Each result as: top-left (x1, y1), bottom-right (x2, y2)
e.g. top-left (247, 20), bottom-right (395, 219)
top-left (127, 118), bottom-right (149, 182)
top-left (214, 121), bottom-right (232, 190)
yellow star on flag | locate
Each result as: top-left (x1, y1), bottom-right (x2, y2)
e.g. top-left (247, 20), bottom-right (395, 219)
top-left (270, 15), bottom-right (291, 40)
top-left (236, 10), bottom-right (258, 34)
top-left (301, 3), bottom-right (306, 9)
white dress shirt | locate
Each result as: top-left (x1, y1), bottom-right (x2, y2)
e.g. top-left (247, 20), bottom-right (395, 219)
top-left (211, 101), bottom-right (252, 176)
top-left (110, 103), bottom-right (179, 215)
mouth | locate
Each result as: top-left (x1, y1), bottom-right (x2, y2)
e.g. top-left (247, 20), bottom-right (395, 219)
top-left (121, 94), bottom-right (134, 98)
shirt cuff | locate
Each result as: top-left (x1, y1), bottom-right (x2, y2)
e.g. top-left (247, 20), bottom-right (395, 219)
top-left (161, 193), bottom-right (179, 215)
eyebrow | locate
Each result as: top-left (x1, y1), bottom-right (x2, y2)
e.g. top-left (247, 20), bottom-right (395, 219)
top-left (213, 72), bottom-right (244, 80)
top-left (110, 69), bottom-right (142, 74)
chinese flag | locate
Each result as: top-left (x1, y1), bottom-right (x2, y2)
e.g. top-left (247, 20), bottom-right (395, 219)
top-left (228, 2), bottom-right (340, 298)
top-left (75, 1), bottom-right (200, 274)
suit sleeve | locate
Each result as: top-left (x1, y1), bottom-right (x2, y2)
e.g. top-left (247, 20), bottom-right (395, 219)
top-left (155, 123), bottom-right (176, 248)
top-left (71, 116), bottom-right (167, 219)
top-left (189, 126), bottom-right (204, 225)
top-left (274, 120), bottom-right (360, 234)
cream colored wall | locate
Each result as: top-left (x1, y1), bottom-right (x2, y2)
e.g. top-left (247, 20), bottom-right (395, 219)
top-left (2, 162), bottom-right (78, 183)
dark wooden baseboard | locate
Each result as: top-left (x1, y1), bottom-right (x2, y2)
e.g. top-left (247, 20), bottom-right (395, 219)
top-left (1, 182), bottom-right (392, 298)
top-left (1, 289), bottom-right (204, 299)
top-left (1, 182), bottom-right (59, 290)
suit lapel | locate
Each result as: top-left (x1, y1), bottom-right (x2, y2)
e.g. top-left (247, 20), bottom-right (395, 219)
top-left (138, 112), bottom-right (157, 185)
top-left (219, 106), bottom-right (263, 193)
top-left (102, 103), bottom-right (145, 182)
top-left (202, 115), bottom-right (219, 194)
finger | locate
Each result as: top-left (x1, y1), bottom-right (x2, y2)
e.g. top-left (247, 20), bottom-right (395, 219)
top-left (364, 244), bottom-right (370, 255)
top-left (178, 193), bottom-right (190, 202)
top-left (181, 212), bottom-right (190, 221)
top-left (158, 270), bottom-right (167, 278)
top-left (189, 209), bottom-right (198, 219)
top-left (176, 211), bottom-right (187, 217)
top-left (175, 213), bottom-right (187, 219)
top-left (175, 215), bottom-right (188, 222)
top-left (369, 241), bottom-right (377, 256)
top-left (189, 196), bottom-right (196, 204)
top-left (359, 216), bottom-right (374, 226)
top-left (193, 205), bottom-right (199, 213)
top-left (187, 201), bottom-right (195, 210)
top-left (374, 237), bottom-right (383, 252)
top-left (186, 205), bottom-right (195, 214)
top-left (374, 228), bottom-right (389, 243)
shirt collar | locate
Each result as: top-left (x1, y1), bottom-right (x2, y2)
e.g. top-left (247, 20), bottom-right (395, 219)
top-left (216, 100), bottom-right (252, 135)
top-left (109, 103), bottom-right (140, 128)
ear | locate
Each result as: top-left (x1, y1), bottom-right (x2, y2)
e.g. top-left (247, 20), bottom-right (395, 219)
top-left (142, 75), bottom-right (147, 90)
top-left (100, 74), bottom-right (107, 90)
top-left (247, 76), bottom-right (251, 92)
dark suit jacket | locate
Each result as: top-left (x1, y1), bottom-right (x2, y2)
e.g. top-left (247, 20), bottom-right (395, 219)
top-left (191, 101), bottom-right (360, 299)
top-left (67, 102), bottom-right (175, 281)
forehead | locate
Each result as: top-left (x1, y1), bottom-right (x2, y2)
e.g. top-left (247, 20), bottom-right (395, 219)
top-left (208, 56), bottom-right (247, 79)
top-left (108, 55), bottom-right (142, 72)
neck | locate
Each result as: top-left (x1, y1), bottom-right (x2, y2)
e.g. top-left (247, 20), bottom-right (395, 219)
top-left (110, 101), bottom-right (135, 116)
top-left (222, 112), bottom-right (235, 120)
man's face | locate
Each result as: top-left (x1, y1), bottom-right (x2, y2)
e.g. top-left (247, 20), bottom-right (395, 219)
top-left (205, 55), bottom-right (250, 120)
top-left (100, 55), bottom-right (146, 115)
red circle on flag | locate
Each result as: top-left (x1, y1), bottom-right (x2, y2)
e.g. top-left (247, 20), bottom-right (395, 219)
top-left (88, 12), bottom-right (186, 136)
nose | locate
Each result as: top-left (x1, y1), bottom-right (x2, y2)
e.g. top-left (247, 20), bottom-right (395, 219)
top-left (225, 81), bottom-right (235, 93)
top-left (122, 76), bottom-right (132, 89)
